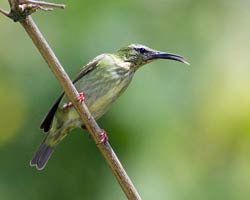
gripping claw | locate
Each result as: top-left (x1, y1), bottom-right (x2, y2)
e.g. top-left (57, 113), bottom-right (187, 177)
top-left (97, 129), bottom-right (108, 144)
top-left (62, 92), bottom-right (85, 110)
top-left (76, 92), bottom-right (85, 103)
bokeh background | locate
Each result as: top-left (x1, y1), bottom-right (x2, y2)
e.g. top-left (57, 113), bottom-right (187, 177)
top-left (1, 0), bottom-right (250, 199)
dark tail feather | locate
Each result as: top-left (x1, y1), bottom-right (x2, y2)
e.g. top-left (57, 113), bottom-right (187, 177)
top-left (30, 138), bottom-right (54, 170)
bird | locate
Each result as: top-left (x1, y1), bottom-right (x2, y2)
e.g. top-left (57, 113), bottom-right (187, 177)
top-left (30, 44), bottom-right (189, 170)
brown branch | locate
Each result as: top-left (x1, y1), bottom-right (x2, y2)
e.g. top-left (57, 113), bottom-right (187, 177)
top-left (0, 7), bottom-right (10, 17)
top-left (1, 1), bottom-right (142, 200)
top-left (22, 0), bottom-right (65, 8)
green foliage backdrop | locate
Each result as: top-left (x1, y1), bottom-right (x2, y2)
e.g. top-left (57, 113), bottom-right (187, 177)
top-left (0, 0), bottom-right (250, 199)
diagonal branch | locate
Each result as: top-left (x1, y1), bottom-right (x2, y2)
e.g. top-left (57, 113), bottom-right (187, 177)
top-left (1, 1), bottom-right (142, 200)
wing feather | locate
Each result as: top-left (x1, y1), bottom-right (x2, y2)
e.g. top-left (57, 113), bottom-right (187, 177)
top-left (40, 54), bottom-right (106, 133)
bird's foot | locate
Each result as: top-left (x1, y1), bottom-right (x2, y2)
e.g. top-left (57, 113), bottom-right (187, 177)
top-left (62, 101), bottom-right (73, 110)
top-left (97, 129), bottom-right (109, 144)
top-left (76, 92), bottom-right (85, 103)
top-left (81, 126), bottom-right (108, 143)
top-left (63, 92), bottom-right (85, 110)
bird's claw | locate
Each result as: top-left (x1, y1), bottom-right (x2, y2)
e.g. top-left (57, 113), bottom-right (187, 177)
top-left (63, 92), bottom-right (85, 110)
top-left (62, 102), bottom-right (73, 110)
top-left (97, 129), bottom-right (108, 144)
top-left (76, 92), bottom-right (85, 103)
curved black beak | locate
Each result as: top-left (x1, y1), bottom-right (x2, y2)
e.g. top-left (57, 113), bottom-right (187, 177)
top-left (150, 51), bottom-right (190, 65)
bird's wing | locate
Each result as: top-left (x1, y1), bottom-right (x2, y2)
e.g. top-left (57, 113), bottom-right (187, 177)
top-left (40, 93), bottom-right (64, 132)
top-left (72, 54), bottom-right (106, 83)
top-left (40, 54), bottom-right (107, 133)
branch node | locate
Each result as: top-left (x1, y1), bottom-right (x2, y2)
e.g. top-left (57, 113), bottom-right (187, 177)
top-left (0, 0), bottom-right (65, 22)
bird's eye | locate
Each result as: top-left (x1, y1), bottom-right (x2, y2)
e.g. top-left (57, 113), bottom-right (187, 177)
top-left (137, 48), bottom-right (146, 54)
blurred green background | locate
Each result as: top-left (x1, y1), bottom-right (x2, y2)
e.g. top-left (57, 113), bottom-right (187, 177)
top-left (1, 0), bottom-right (250, 199)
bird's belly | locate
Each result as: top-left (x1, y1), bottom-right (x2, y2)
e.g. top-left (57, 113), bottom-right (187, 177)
top-left (61, 77), bottom-right (131, 129)
top-left (88, 80), bottom-right (128, 119)
top-left (88, 75), bottom-right (133, 118)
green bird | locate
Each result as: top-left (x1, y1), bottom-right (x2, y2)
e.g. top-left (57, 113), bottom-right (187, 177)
top-left (30, 44), bottom-right (189, 170)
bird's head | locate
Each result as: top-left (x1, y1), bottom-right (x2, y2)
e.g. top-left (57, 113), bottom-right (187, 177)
top-left (115, 44), bottom-right (189, 70)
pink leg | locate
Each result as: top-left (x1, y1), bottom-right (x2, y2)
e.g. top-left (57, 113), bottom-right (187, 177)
top-left (81, 126), bottom-right (108, 143)
top-left (76, 92), bottom-right (85, 103)
top-left (62, 102), bottom-right (73, 110)
top-left (98, 129), bottom-right (109, 144)
top-left (63, 92), bottom-right (85, 110)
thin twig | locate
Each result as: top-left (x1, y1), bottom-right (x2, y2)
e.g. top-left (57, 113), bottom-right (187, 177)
top-left (0, 8), bottom-right (10, 17)
top-left (1, 0), bottom-right (142, 199)
top-left (22, 0), bottom-right (65, 9)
